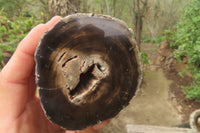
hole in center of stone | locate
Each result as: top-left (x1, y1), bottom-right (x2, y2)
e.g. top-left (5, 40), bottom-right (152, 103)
top-left (68, 64), bottom-right (99, 100)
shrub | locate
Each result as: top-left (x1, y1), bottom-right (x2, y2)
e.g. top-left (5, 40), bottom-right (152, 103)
top-left (0, 10), bottom-right (43, 64)
top-left (170, 0), bottom-right (200, 101)
top-left (140, 52), bottom-right (150, 65)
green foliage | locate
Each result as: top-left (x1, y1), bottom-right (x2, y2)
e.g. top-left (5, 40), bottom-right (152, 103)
top-left (183, 83), bottom-right (200, 102)
top-left (0, 50), bottom-right (3, 62)
top-left (170, 0), bottom-right (200, 101)
top-left (141, 35), bottom-right (165, 44)
top-left (156, 36), bottom-right (163, 44)
top-left (140, 52), bottom-right (150, 65)
top-left (141, 35), bottom-right (153, 43)
top-left (162, 29), bottom-right (174, 42)
top-left (0, 0), bottom-right (27, 18)
top-left (0, 10), bottom-right (43, 63)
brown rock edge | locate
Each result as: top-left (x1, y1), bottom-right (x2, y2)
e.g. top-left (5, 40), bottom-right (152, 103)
top-left (35, 13), bottom-right (141, 130)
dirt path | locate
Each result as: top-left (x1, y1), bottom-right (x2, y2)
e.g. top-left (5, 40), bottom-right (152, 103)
top-left (100, 43), bottom-right (183, 133)
top-left (100, 70), bottom-right (182, 133)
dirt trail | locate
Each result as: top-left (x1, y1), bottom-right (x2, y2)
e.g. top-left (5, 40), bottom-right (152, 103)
top-left (100, 43), bottom-right (182, 133)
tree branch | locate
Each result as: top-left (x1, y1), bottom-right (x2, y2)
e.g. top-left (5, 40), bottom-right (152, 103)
top-left (137, 0), bottom-right (140, 14)
top-left (133, 0), bottom-right (136, 13)
top-left (141, 0), bottom-right (148, 16)
top-left (40, 0), bottom-right (46, 5)
top-left (106, 0), bottom-right (110, 15)
top-left (141, 0), bottom-right (145, 5)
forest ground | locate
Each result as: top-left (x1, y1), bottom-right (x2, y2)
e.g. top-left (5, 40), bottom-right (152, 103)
top-left (100, 42), bottom-right (200, 133)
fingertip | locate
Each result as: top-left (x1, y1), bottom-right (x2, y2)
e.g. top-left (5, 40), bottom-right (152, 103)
top-left (51, 15), bottom-right (62, 20)
top-left (30, 16), bottom-right (62, 34)
top-left (46, 16), bottom-right (62, 28)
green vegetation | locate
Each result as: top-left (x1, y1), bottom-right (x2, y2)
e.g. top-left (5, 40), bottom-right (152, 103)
top-left (169, 0), bottom-right (200, 101)
top-left (141, 35), bottom-right (165, 44)
top-left (0, 0), bottom-right (47, 66)
top-left (140, 52), bottom-right (150, 65)
top-left (0, 0), bottom-right (26, 18)
top-left (0, 9), bottom-right (44, 64)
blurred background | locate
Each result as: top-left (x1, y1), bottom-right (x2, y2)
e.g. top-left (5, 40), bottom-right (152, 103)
top-left (1, 0), bottom-right (200, 132)
top-left (0, 0), bottom-right (190, 57)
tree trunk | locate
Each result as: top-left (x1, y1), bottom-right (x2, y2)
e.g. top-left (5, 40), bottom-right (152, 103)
top-left (136, 16), bottom-right (143, 47)
top-left (106, 0), bottom-right (110, 15)
top-left (133, 0), bottom-right (148, 49)
top-left (113, 0), bottom-right (117, 17)
top-left (48, 0), bottom-right (80, 17)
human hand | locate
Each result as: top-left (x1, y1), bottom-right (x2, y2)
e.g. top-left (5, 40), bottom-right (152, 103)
top-left (0, 16), bottom-right (109, 133)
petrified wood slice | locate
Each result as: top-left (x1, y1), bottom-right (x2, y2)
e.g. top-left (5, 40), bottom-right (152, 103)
top-left (35, 13), bottom-right (141, 130)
